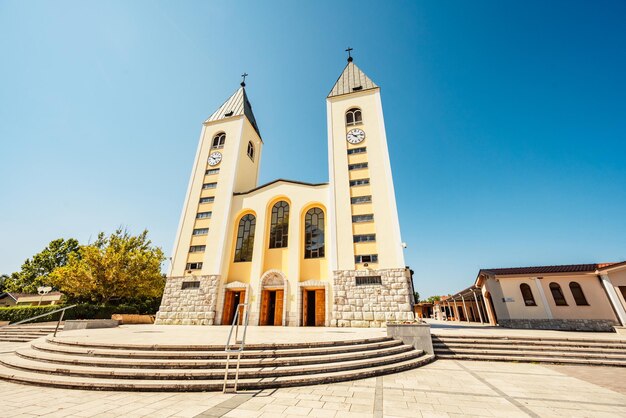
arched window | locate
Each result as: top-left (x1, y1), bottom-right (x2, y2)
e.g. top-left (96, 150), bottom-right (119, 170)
top-left (247, 141), bottom-right (255, 160)
top-left (569, 282), bottom-right (589, 306)
top-left (549, 282), bottom-right (568, 306)
top-left (345, 108), bottom-right (362, 126)
top-left (304, 207), bottom-right (325, 259)
top-left (269, 201), bottom-right (289, 248)
top-left (519, 283), bottom-right (536, 306)
top-left (212, 133), bottom-right (226, 149)
top-left (234, 214), bottom-right (256, 262)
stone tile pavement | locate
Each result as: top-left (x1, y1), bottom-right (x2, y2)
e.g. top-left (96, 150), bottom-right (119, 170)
top-left (0, 359), bottom-right (625, 417)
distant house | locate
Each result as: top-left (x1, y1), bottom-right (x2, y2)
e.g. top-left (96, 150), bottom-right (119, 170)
top-left (444, 262), bottom-right (626, 332)
top-left (0, 292), bottom-right (63, 307)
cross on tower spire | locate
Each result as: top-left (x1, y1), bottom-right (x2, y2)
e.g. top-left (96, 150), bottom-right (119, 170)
top-left (240, 72), bottom-right (248, 87)
top-left (345, 47), bottom-right (353, 62)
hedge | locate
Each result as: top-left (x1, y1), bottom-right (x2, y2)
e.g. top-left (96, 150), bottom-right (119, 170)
top-left (0, 299), bottom-right (161, 324)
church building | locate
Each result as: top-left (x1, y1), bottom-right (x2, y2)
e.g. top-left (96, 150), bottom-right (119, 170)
top-left (156, 56), bottom-right (415, 327)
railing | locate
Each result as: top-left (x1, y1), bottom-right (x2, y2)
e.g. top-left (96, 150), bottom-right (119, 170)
top-left (0, 304), bottom-right (77, 337)
top-left (223, 303), bottom-right (249, 393)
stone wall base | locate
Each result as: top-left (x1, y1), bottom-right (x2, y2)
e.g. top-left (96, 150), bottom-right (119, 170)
top-left (155, 275), bottom-right (219, 325)
top-left (331, 268), bottom-right (415, 328)
top-left (499, 318), bottom-right (617, 332)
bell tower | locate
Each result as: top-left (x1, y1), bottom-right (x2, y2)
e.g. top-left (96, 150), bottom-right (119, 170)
top-left (157, 79), bottom-right (262, 325)
top-left (327, 54), bottom-right (414, 326)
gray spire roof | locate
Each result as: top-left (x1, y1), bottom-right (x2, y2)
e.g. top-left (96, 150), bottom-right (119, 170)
top-left (328, 61), bottom-right (378, 98)
top-left (205, 87), bottom-right (261, 137)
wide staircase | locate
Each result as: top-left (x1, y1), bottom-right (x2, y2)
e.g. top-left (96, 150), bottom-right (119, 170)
top-left (0, 324), bottom-right (63, 343)
top-left (0, 335), bottom-right (434, 391)
top-left (433, 334), bottom-right (626, 366)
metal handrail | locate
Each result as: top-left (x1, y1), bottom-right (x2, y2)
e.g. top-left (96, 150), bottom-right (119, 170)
top-left (223, 303), bottom-right (249, 393)
top-left (1, 304), bottom-right (77, 337)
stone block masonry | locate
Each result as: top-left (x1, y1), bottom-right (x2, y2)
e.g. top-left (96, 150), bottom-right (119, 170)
top-left (155, 275), bottom-right (219, 325)
top-left (331, 268), bottom-right (415, 327)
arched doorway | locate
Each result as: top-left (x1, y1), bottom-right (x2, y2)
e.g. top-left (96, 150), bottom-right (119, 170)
top-left (258, 270), bottom-right (287, 326)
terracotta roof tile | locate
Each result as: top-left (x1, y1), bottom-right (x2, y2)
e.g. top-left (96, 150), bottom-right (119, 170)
top-left (480, 263), bottom-right (620, 276)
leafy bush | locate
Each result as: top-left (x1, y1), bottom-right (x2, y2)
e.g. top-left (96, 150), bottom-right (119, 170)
top-left (0, 298), bottom-right (162, 324)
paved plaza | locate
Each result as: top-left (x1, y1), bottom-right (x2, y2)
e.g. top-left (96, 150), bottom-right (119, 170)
top-left (0, 353), bottom-right (624, 417)
top-left (1, 325), bottom-right (625, 417)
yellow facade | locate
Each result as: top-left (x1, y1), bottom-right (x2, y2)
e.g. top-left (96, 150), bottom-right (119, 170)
top-left (156, 59), bottom-right (415, 327)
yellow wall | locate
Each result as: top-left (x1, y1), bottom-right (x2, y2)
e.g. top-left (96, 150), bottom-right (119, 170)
top-left (327, 89), bottom-right (405, 271)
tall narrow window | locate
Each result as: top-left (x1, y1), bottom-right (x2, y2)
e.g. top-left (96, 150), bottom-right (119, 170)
top-left (569, 282), bottom-right (589, 306)
top-left (212, 133), bottom-right (226, 149)
top-left (519, 283), bottom-right (536, 306)
top-left (247, 141), bottom-right (255, 160)
top-left (269, 201), bottom-right (289, 248)
top-left (346, 108), bottom-right (362, 126)
top-left (304, 208), bottom-right (325, 259)
top-left (549, 282), bottom-right (568, 306)
top-left (234, 214), bottom-right (256, 262)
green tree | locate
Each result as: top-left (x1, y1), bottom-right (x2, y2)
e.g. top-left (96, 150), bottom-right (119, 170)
top-left (426, 295), bottom-right (441, 303)
top-left (0, 274), bottom-right (11, 292)
top-left (50, 229), bottom-right (165, 303)
top-left (5, 238), bottom-right (80, 293)
top-left (413, 291), bottom-right (420, 303)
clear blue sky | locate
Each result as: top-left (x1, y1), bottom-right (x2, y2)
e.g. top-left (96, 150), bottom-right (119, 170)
top-left (1, 1), bottom-right (625, 298)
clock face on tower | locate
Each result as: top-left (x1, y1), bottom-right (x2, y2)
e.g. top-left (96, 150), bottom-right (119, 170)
top-left (208, 151), bottom-right (222, 166)
top-left (346, 128), bottom-right (365, 144)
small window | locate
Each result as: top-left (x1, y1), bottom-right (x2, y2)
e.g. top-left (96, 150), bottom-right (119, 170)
top-left (348, 162), bottom-right (368, 170)
top-left (356, 276), bottom-right (382, 286)
top-left (353, 234), bottom-right (376, 243)
top-left (352, 214), bottom-right (374, 223)
top-left (192, 228), bottom-right (208, 235)
top-left (181, 281), bottom-right (200, 289)
top-left (196, 212), bottom-right (212, 219)
top-left (347, 147), bottom-right (366, 155)
top-left (202, 182), bottom-right (217, 189)
top-left (349, 178), bottom-right (370, 187)
top-left (519, 283), bottom-right (536, 306)
top-left (549, 282), bottom-right (568, 306)
top-left (189, 245), bottom-right (206, 253)
top-left (569, 282), bottom-right (589, 306)
top-left (205, 168), bottom-right (220, 175)
top-left (346, 108), bottom-right (362, 126)
top-left (247, 141), bottom-right (255, 160)
top-left (185, 262), bottom-right (203, 270)
top-left (212, 133), bottom-right (226, 149)
top-left (199, 197), bottom-right (215, 204)
top-left (355, 254), bottom-right (378, 264)
top-left (351, 195), bottom-right (372, 204)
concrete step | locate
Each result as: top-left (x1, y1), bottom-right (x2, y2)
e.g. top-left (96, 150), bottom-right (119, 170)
top-left (1, 348), bottom-right (424, 380)
top-left (45, 335), bottom-right (391, 351)
top-left (434, 347), bottom-right (626, 361)
top-left (17, 343), bottom-right (415, 369)
top-left (0, 353), bottom-right (435, 391)
top-left (435, 353), bottom-right (626, 367)
top-left (34, 338), bottom-right (403, 360)
top-left (432, 336), bottom-right (626, 348)
top-left (432, 342), bottom-right (626, 355)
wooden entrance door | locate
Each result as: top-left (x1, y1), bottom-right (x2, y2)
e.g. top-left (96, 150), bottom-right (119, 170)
top-left (274, 290), bottom-right (284, 326)
top-left (315, 289), bottom-right (325, 326)
top-left (260, 289), bottom-right (284, 326)
top-left (302, 289), bottom-right (325, 327)
top-left (222, 290), bottom-right (245, 325)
